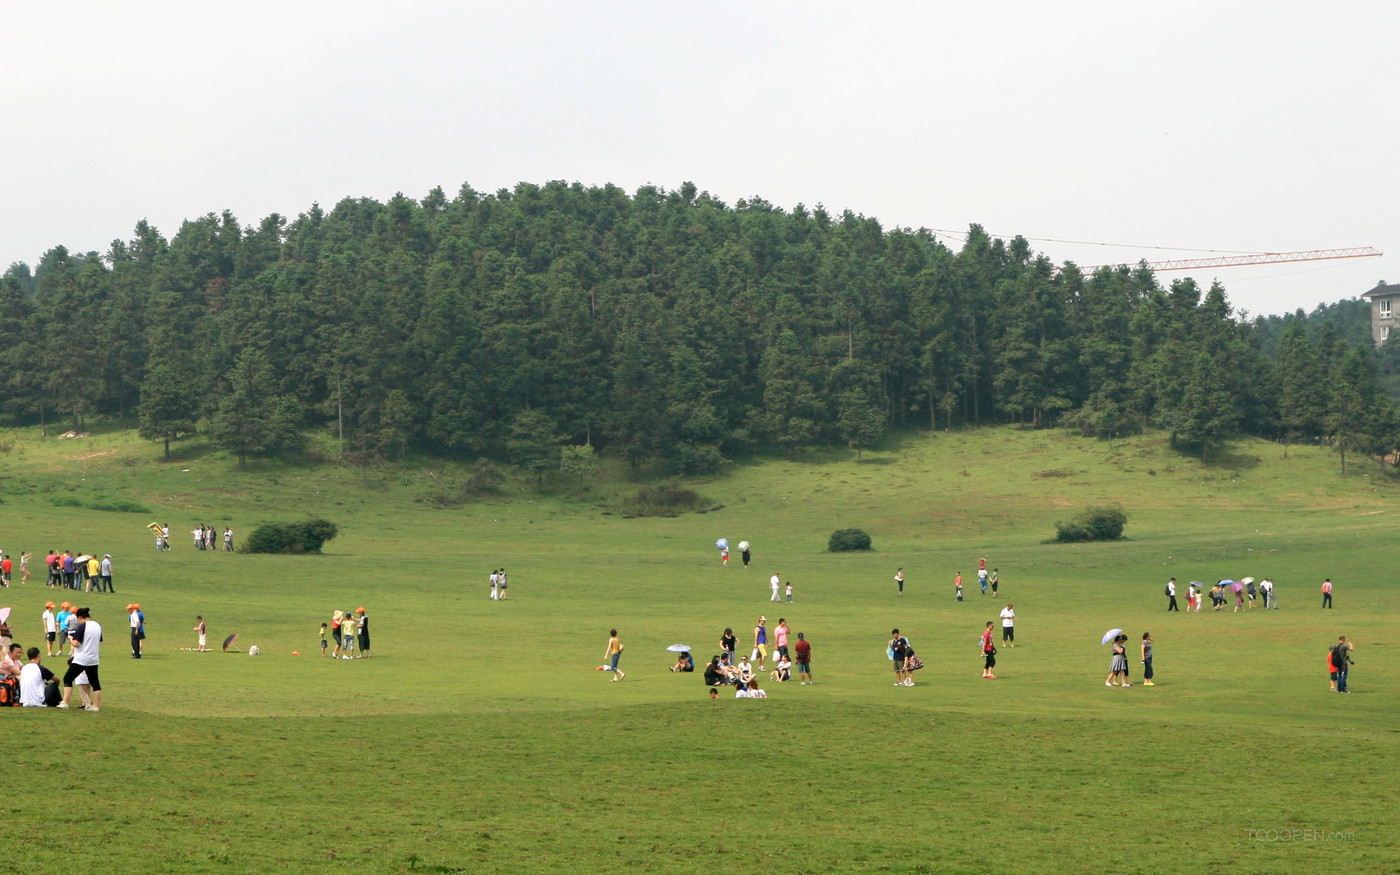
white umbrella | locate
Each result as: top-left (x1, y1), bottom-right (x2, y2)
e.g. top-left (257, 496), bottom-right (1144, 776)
top-left (666, 643), bottom-right (692, 653)
top-left (715, 538), bottom-right (728, 551)
top-left (738, 541), bottom-right (750, 553)
top-left (0, 606), bottom-right (9, 624)
top-left (1101, 628), bottom-right (1124, 646)
top-left (1240, 576), bottom-right (1255, 585)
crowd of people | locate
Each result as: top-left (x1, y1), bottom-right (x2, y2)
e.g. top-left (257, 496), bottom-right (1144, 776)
top-left (0, 605), bottom-right (104, 710)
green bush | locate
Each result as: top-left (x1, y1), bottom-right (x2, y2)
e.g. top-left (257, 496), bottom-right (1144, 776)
top-left (828, 528), bottom-right (873, 552)
top-left (618, 484), bottom-right (713, 518)
top-left (246, 518), bottom-right (340, 554)
top-left (1055, 505), bottom-right (1128, 542)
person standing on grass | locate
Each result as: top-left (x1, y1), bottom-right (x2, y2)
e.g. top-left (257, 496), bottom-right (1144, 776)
top-left (719, 627), bottom-right (736, 665)
top-left (604, 629), bottom-right (625, 681)
top-left (981, 621), bottom-right (997, 679)
top-left (894, 567), bottom-right (905, 597)
top-left (769, 572), bottom-right (781, 603)
top-left (127, 604), bottom-right (142, 659)
top-left (45, 551), bottom-right (57, 588)
top-left (1106, 634), bottom-right (1130, 687)
top-left (956, 574), bottom-right (963, 601)
top-left (340, 611), bottom-right (358, 658)
top-left (774, 618), bottom-right (790, 663)
top-left (99, 554), bottom-right (114, 594)
top-left (1, 552), bottom-right (12, 587)
top-left (990, 568), bottom-right (999, 597)
top-left (319, 622), bottom-right (329, 657)
top-left (42, 602), bottom-right (57, 656)
top-left (999, 604), bottom-right (1016, 647)
top-left (330, 610), bottom-right (344, 658)
top-left (356, 607), bottom-right (371, 657)
top-left (1166, 578), bottom-right (1179, 611)
top-left (193, 616), bottom-right (207, 652)
top-left (794, 632), bottom-right (812, 684)
top-left (489, 569), bottom-right (499, 600)
top-left (224, 528), bottom-right (234, 552)
top-left (59, 607), bottom-right (102, 711)
top-left (741, 543), bottom-right (751, 569)
top-left (753, 617), bottom-right (769, 670)
top-left (1332, 636), bottom-right (1353, 693)
top-left (1321, 578), bottom-right (1333, 609)
top-left (785, 581), bottom-right (793, 603)
top-left (889, 629), bottom-right (911, 687)
top-left (497, 569), bottom-right (508, 600)
top-left (1327, 645), bottom-right (1339, 692)
top-left (1140, 633), bottom-right (1155, 686)
top-left (20, 551), bottom-right (30, 585)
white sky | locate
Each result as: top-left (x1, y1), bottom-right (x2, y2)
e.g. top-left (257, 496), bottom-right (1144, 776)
top-left (2, 1), bottom-right (1397, 319)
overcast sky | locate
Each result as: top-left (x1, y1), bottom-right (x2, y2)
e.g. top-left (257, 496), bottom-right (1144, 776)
top-left (3, 1), bottom-right (1396, 318)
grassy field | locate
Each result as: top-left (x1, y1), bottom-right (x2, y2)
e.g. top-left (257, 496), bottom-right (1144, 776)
top-left (0, 425), bottom-right (1395, 873)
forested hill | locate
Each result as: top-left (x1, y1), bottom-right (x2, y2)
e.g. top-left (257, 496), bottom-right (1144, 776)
top-left (1, 180), bottom-right (1396, 471)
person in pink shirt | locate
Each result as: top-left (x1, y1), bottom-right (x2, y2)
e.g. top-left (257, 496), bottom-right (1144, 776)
top-left (774, 618), bottom-right (790, 662)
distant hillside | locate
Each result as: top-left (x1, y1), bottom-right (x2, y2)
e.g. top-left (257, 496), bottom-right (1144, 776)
top-left (4, 181), bottom-right (1399, 472)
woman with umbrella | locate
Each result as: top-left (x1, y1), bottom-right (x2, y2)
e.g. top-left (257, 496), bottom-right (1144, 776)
top-left (1104, 630), bottom-right (1130, 686)
top-left (738, 540), bottom-right (751, 569)
top-left (716, 538), bottom-right (729, 567)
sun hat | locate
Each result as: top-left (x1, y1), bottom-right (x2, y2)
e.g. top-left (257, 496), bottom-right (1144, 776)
top-left (45, 601), bottom-right (55, 608)
top-left (355, 607), bottom-right (365, 614)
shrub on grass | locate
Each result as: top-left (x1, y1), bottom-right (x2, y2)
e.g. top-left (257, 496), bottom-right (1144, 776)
top-left (619, 484), bottom-right (714, 517)
top-left (1055, 505), bottom-right (1128, 542)
top-left (246, 519), bottom-right (340, 554)
top-left (828, 528), bottom-right (872, 552)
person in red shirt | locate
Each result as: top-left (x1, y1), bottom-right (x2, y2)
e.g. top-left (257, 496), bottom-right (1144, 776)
top-left (981, 621), bottom-right (997, 679)
top-left (794, 632), bottom-right (812, 684)
top-left (1327, 647), bottom-right (1338, 691)
top-left (45, 552), bottom-right (58, 589)
top-left (0, 554), bottom-right (10, 586)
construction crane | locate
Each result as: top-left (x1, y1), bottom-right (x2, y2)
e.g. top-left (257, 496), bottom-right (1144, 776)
top-left (1078, 246), bottom-right (1383, 273)
top-left (921, 228), bottom-right (1382, 273)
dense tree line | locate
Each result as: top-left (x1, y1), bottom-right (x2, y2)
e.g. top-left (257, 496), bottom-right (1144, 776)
top-left (2, 181), bottom-right (1397, 472)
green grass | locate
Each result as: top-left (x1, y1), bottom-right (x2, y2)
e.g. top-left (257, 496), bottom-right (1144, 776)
top-left (0, 425), bottom-right (1395, 873)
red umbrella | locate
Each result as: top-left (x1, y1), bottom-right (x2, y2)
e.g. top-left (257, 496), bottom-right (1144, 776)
top-left (222, 633), bottom-right (240, 652)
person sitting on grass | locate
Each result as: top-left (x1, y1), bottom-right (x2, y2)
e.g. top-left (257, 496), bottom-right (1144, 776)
top-left (734, 656), bottom-right (755, 685)
top-left (704, 656), bottom-right (727, 687)
top-left (670, 651), bottom-right (695, 673)
top-left (740, 679), bottom-right (766, 699)
top-left (769, 655), bottom-right (791, 683)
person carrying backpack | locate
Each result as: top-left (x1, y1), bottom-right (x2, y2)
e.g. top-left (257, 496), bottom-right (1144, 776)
top-left (1332, 636), bottom-right (1354, 693)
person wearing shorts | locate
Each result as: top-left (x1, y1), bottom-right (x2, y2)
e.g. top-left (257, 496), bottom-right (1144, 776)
top-left (889, 629), bottom-right (911, 686)
top-left (999, 604), bottom-right (1016, 646)
top-left (794, 632), bottom-right (812, 684)
top-left (320, 623), bottom-right (329, 657)
top-left (60, 607), bottom-right (102, 711)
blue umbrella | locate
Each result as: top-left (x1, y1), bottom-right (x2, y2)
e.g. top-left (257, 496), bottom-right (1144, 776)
top-left (716, 538), bottom-right (729, 551)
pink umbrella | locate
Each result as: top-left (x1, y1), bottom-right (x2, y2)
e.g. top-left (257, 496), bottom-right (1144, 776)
top-left (1231, 581), bottom-right (1244, 593)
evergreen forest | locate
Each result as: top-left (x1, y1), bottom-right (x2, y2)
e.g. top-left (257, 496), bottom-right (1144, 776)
top-left (3, 180), bottom-right (1398, 473)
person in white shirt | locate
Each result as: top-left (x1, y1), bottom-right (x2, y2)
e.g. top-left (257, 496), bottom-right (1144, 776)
top-left (42, 602), bottom-right (58, 656)
top-left (60, 607), bottom-right (103, 711)
top-left (19, 647), bottom-right (55, 706)
top-left (999, 604), bottom-right (1016, 647)
top-left (769, 573), bottom-right (781, 603)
